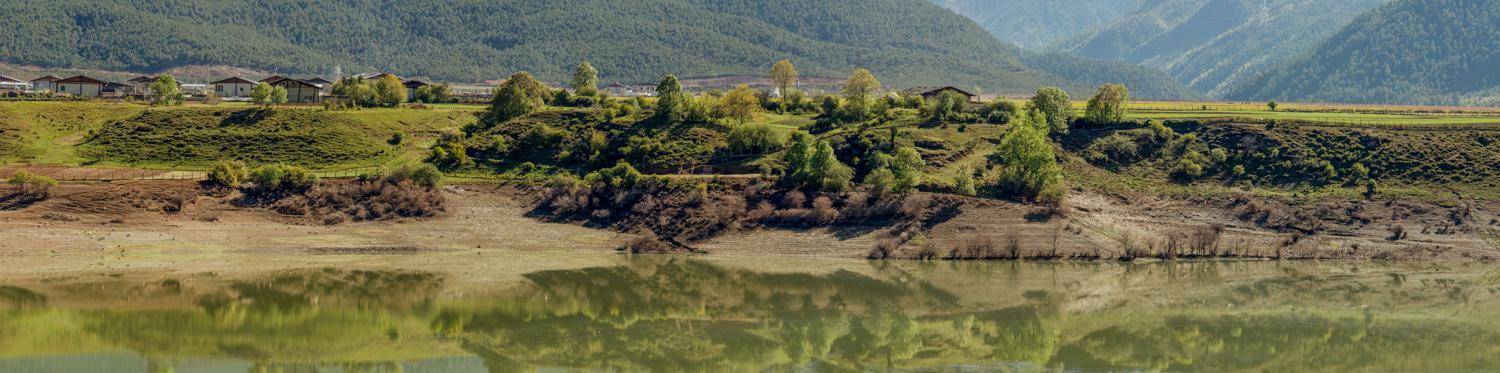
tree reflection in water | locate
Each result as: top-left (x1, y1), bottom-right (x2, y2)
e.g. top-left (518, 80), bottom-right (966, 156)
top-left (0, 258), bottom-right (1496, 372)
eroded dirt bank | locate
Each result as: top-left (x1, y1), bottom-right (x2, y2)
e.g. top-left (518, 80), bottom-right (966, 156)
top-left (0, 181), bottom-right (1496, 273)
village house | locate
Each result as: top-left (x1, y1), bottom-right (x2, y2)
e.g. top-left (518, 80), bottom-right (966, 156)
top-left (0, 75), bottom-right (28, 93)
top-left (29, 76), bottom-right (60, 92)
top-left (903, 86), bottom-right (977, 103)
top-left (266, 77), bottom-right (322, 103)
top-left (211, 77), bottom-right (257, 98)
top-left (128, 75), bottom-right (157, 96)
top-left (258, 75), bottom-right (286, 84)
top-left (54, 75), bottom-right (106, 98)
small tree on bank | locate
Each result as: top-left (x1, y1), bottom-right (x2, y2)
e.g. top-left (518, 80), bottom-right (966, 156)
top-left (1030, 87), bottom-right (1072, 136)
top-left (1085, 83), bottom-right (1129, 124)
top-left (993, 111), bottom-right (1064, 203)
top-left (480, 72), bottom-right (547, 127)
top-left (840, 68), bottom-right (881, 122)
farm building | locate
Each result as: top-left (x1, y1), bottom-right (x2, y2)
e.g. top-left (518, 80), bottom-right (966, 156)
top-left (0, 75), bottom-right (27, 93)
top-left (903, 86), bottom-right (977, 103)
top-left (128, 75), bottom-right (156, 95)
top-left (29, 76), bottom-right (59, 92)
top-left (305, 77), bottom-right (334, 89)
top-left (403, 79), bottom-right (428, 99)
top-left (267, 77), bottom-right (322, 103)
top-left (211, 77), bottom-right (257, 98)
top-left (55, 76), bottom-right (105, 98)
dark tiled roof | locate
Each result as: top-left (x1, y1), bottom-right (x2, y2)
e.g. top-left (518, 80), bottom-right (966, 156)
top-left (57, 75), bottom-right (106, 84)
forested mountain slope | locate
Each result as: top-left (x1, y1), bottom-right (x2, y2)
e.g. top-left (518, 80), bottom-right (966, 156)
top-left (1226, 0), bottom-right (1500, 105)
top-left (1055, 0), bottom-right (1389, 96)
top-left (930, 0), bottom-right (1142, 50)
top-left (0, 0), bottom-right (1194, 98)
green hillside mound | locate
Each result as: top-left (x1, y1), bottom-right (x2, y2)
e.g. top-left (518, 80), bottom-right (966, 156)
top-left (0, 102), bottom-right (145, 163)
top-left (80, 108), bottom-right (390, 167)
top-left (1067, 121), bottom-right (1500, 191)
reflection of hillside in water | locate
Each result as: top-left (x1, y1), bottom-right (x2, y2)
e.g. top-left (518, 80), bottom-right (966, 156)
top-left (0, 259), bottom-right (1496, 372)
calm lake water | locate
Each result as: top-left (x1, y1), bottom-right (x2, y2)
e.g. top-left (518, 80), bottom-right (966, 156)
top-left (0, 256), bottom-right (1497, 372)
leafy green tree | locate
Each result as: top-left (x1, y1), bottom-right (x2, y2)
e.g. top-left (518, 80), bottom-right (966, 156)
top-left (865, 168), bottom-right (895, 196)
top-left (841, 68), bottom-right (881, 121)
top-left (1267, 100), bottom-right (1279, 111)
top-left (1029, 87), bottom-right (1072, 135)
top-left (148, 74), bottom-right (183, 106)
top-left (272, 86), bottom-right (287, 105)
top-left (251, 82), bottom-right (278, 108)
top-left (889, 147), bottom-right (924, 193)
top-left (414, 84), bottom-right (453, 103)
top-left (481, 73), bottom-right (548, 126)
top-left (722, 84), bottom-right (761, 124)
top-left (770, 59), bottom-right (798, 109)
top-left (927, 90), bottom-right (966, 122)
top-left (1084, 83), bottom-right (1129, 123)
top-left (993, 113), bottom-right (1064, 202)
top-left (953, 165), bottom-right (976, 196)
top-left (571, 61), bottom-right (599, 96)
top-left (807, 140), bottom-right (853, 192)
top-left (783, 131), bottom-right (815, 182)
top-left (655, 75), bottom-right (686, 121)
top-left (375, 75), bottom-right (407, 106)
top-left (728, 123), bottom-right (783, 154)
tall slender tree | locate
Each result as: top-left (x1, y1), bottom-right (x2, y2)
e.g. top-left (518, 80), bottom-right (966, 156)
top-left (770, 59), bottom-right (799, 109)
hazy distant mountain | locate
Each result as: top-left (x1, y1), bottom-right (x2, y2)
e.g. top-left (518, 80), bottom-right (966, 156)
top-left (930, 0), bottom-right (1143, 50)
top-left (1056, 0), bottom-right (1390, 97)
top-left (0, 0), bottom-right (1196, 99)
top-left (1226, 0), bottom-right (1500, 105)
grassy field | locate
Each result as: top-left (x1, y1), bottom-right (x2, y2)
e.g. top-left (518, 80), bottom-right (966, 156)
top-left (0, 101), bottom-right (478, 170)
top-left (1114, 101), bottom-right (1500, 127)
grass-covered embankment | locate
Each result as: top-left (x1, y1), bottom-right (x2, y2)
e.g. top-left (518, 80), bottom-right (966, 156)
top-left (0, 101), bottom-right (478, 169)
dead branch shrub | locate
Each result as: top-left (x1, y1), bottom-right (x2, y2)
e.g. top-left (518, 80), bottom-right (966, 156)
top-left (900, 194), bottom-right (932, 219)
top-left (621, 230), bottom-right (678, 253)
top-left (1387, 224), bottom-right (1407, 241)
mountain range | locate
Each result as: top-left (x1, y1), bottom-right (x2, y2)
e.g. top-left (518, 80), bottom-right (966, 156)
top-left (0, 0), bottom-right (1195, 99)
top-left (1225, 0), bottom-right (1500, 105)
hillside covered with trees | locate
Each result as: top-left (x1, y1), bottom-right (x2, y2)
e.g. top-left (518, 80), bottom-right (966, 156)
top-left (1226, 0), bottom-right (1500, 105)
top-left (1049, 0), bottom-right (1390, 97)
top-left (0, 0), bottom-right (1192, 98)
top-left (930, 0), bottom-right (1142, 50)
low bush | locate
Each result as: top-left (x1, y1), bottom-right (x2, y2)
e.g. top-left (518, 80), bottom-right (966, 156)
top-left (246, 164), bottom-right (319, 196)
top-left (207, 160), bottom-right (248, 188)
top-left (7, 171), bottom-right (58, 199)
top-left (727, 123), bottom-right (784, 154)
top-left (384, 163), bottom-right (443, 188)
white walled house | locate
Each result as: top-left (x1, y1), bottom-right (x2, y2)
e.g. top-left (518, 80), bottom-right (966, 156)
top-left (211, 77), bottom-right (256, 98)
top-left (55, 75), bottom-right (105, 98)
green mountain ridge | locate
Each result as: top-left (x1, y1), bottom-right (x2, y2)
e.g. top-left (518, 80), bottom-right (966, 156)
top-left (1055, 0), bottom-right (1391, 97)
top-left (1225, 0), bottom-right (1500, 105)
top-left (0, 0), bottom-right (1194, 99)
top-left (930, 0), bottom-right (1143, 50)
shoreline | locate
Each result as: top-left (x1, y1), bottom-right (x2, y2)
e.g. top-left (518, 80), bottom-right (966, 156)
top-left (1, 180), bottom-right (1494, 275)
